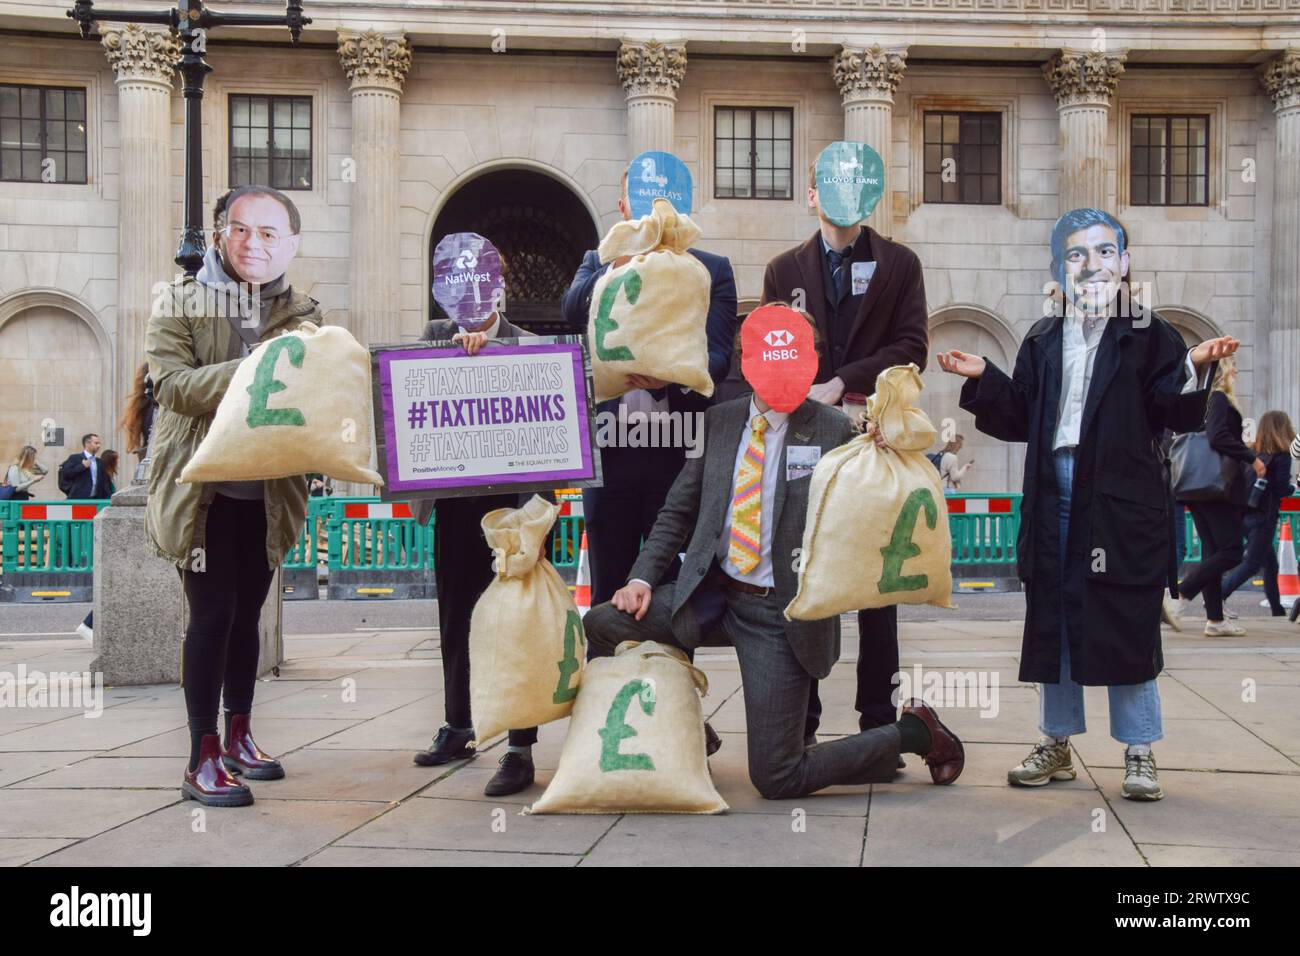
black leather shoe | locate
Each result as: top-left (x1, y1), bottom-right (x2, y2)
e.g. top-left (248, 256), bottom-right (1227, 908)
top-left (413, 725), bottom-right (475, 766)
top-left (705, 721), bottom-right (722, 757)
top-left (484, 751), bottom-right (534, 796)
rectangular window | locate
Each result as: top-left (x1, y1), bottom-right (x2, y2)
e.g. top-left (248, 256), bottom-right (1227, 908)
top-left (228, 94), bottom-right (312, 190)
top-left (922, 111), bottom-right (1001, 205)
top-left (0, 83), bottom-right (88, 184)
top-left (714, 106), bottom-right (793, 200)
top-left (1130, 115), bottom-right (1209, 206)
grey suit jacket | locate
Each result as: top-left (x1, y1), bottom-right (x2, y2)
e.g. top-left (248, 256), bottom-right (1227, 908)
top-left (628, 395), bottom-right (856, 679)
top-left (411, 315), bottom-right (537, 525)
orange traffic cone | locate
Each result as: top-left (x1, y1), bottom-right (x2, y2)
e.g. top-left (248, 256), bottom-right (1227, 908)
top-left (573, 531), bottom-right (592, 617)
top-left (1276, 521), bottom-right (1299, 609)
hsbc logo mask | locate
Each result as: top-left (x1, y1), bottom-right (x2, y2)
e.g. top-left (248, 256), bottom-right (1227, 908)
top-left (741, 306), bottom-right (819, 413)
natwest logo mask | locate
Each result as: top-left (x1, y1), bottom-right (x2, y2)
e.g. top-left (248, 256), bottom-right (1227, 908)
top-left (741, 305), bottom-right (819, 413)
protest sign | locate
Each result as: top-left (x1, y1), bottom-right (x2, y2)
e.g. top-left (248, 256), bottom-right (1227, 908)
top-left (370, 335), bottom-right (601, 500)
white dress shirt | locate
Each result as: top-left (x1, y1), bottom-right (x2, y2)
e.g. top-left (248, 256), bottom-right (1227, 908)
top-left (83, 450), bottom-right (97, 492)
top-left (715, 400), bottom-right (790, 589)
top-left (1052, 314), bottom-right (1209, 450)
top-left (628, 401), bottom-right (789, 594)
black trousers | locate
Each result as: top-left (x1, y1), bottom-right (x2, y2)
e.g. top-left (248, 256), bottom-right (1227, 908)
top-left (180, 494), bottom-right (275, 731)
top-left (581, 445), bottom-right (683, 607)
top-left (807, 605), bottom-right (900, 736)
top-left (433, 494), bottom-right (537, 747)
top-left (1179, 499), bottom-right (1245, 622)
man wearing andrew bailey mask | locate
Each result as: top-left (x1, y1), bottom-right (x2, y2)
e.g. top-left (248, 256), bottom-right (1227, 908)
top-left (580, 306), bottom-right (966, 799)
top-left (760, 143), bottom-right (930, 757)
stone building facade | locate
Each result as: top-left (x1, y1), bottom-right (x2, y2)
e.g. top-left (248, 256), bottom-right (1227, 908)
top-left (1, 1), bottom-right (1297, 493)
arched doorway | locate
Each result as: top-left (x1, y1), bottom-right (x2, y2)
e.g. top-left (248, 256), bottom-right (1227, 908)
top-left (0, 291), bottom-right (111, 479)
top-left (923, 306), bottom-right (1022, 493)
top-left (1153, 306), bottom-right (1219, 348)
top-left (429, 168), bottom-right (599, 334)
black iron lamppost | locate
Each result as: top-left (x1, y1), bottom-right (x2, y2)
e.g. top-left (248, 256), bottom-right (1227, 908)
top-left (67, 0), bottom-right (311, 276)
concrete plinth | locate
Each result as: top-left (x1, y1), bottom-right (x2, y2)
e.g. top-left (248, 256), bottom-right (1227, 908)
top-left (90, 484), bottom-right (283, 685)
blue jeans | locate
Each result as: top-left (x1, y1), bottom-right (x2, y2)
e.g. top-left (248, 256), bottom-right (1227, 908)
top-left (1039, 448), bottom-right (1163, 745)
top-left (1221, 511), bottom-right (1283, 614)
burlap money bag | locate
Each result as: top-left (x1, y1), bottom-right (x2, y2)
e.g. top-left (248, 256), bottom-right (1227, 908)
top-left (178, 322), bottom-right (382, 485)
top-left (588, 198), bottom-right (713, 403)
top-left (470, 495), bottom-right (586, 743)
top-left (785, 364), bottom-right (954, 620)
top-left (528, 640), bottom-right (727, 815)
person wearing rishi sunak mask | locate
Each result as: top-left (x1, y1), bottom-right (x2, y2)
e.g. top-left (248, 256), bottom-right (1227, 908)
top-left (760, 143), bottom-right (929, 754)
top-left (939, 208), bottom-right (1238, 802)
top-left (147, 184), bottom-right (321, 807)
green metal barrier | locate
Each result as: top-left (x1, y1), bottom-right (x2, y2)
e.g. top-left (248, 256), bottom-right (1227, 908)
top-left (945, 494), bottom-right (1021, 567)
top-left (0, 499), bottom-right (109, 575)
top-left (327, 499), bottom-right (434, 573)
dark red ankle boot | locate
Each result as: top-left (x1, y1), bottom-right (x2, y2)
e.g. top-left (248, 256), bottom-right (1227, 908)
top-left (182, 734), bottom-right (254, 807)
top-left (222, 712), bottom-right (285, 780)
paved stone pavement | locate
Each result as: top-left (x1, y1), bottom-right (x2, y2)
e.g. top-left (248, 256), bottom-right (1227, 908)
top-left (1, 613), bottom-right (1297, 867)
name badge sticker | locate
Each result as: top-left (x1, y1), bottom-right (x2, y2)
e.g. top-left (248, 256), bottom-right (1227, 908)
top-left (851, 261), bottom-right (876, 297)
top-left (786, 445), bottom-right (822, 481)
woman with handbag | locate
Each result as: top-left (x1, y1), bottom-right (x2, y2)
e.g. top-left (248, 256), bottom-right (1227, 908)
top-left (1219, 410), bottom-right (1295, 617)
top-left (1171, 356), bottom-right (1263, 635)
top-left (4, 446), bottom-right (47, 501)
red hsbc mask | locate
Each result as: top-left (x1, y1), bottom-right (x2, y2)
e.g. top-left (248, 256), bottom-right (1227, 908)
top-left (740, 305), bottom-right (819, 413)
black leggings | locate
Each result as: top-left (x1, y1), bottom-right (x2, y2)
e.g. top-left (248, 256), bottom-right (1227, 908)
top-left (1179, 500), bottom-right (1245, 622)
top-left (181, 494), bottom-right (275, 734)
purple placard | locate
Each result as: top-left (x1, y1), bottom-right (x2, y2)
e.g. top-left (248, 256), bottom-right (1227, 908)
top-left (376, 341), bottom-right (595, 493)
top-left (431, 232), bottom-right (505, 329)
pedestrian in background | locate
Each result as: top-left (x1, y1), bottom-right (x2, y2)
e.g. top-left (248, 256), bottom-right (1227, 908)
top-left (1171, 355), bottom-right (1261, 636)
top-left (5, 445), bottom-right (47, 501)
top-left (1220, 410), bottom-right (1295, 618)
top-left (938, 435), bottom-right (975, 491)
top-left (57, 433), bottom-right (111, 500)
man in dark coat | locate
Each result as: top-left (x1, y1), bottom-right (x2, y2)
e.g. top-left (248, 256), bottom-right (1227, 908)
top-left (408, 310), bottom-right (542, 798)
top-left (939, 207), bottom-right (1238, 802)
top-left (561, 171), bottom-right (737, 674)
top-left (760, 162), bottom-right (929, 749)
top-left (58, 433), bottom-right (112, 499)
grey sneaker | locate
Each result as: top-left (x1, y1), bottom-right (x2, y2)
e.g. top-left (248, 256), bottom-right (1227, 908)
top-left (1121, 749), bottom-right (1164, 801)
top-left (1008, 737), bottom-right (1076, 786)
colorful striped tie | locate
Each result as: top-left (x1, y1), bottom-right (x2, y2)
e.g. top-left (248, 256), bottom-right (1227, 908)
top-left (728, 414), bottom-right (769, 575)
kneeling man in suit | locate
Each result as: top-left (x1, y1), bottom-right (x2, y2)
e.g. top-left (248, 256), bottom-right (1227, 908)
top-left (582, 307), bottom-right (964, 799)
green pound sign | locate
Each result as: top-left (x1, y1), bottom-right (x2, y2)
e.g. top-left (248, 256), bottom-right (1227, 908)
top-left (594, 269), bottom-right (640, 362)
top-left (245, 336), bottom-right (306, 428)
top-left (552, 610), bottom-right (583, 705)
top-left (877, 487), bottom-right (938, 593)
top-left (598, 678), bottom-right (655, 772)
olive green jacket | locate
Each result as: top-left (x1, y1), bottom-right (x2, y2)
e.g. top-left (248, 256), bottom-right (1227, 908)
top-left (144, 275), bottom-right (321, 569)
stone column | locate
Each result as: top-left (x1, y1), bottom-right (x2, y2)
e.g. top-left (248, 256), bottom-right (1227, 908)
top-left (832, 44), bottom-right (907, 237)
top-left (338, 29), bottom-right (411, 345)
top-left (616, 39), bottom-right (687, 158)
top-left (1261, 49), bottom-right (1300, 414)
top-left (1042, 49), bottom-right (1126, 213)
top-left (101, 25), bottom-right (180, 453)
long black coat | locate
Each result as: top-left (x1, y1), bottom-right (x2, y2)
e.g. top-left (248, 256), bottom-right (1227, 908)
top-left (959, 310), bottom-right (1215, 686)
